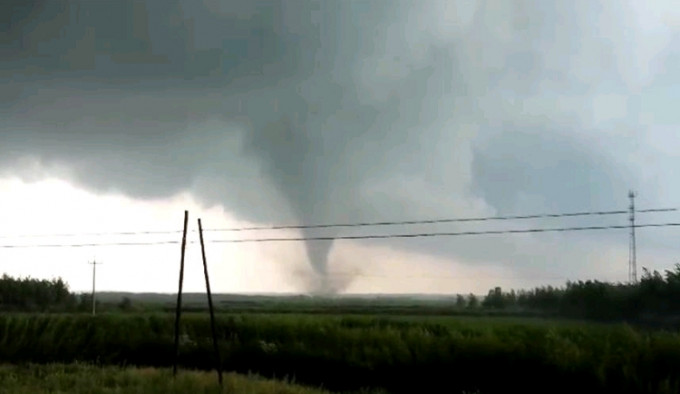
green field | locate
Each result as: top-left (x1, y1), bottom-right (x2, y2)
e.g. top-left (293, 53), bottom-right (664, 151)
top-left (1, 313), bottom-right (679, 393)
top-left (0, 363), bottom-right (328, 394)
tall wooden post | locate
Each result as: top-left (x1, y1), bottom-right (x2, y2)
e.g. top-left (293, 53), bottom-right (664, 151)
top-left (198, 218), bottom-right (223, 385)
top-left (173, 210), bottom-right (189, 377)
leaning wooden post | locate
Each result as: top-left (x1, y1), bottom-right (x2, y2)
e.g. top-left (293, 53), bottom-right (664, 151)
top-left (198, 218), bottom-right (223, 385)
top-left (173, 210), bottom-right (189, 377)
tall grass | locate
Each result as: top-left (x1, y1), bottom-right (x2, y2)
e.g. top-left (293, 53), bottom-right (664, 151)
top-left (0, 363), bottom-right (329, 394)
top-left (0, 313), bottom-right (678, 393)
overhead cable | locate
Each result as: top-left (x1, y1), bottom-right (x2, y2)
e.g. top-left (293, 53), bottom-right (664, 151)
top-left (210, 222), bottom-right (680, 243)
top-left (1, 222), bottom-right (679, 248)
top-left (0, 207), bottom-right (675, 239)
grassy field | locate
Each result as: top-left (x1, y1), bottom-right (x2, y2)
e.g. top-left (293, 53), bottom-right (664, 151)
top-left (0, 363), bottom-right (329, 394)
top-left (96, 292), bottom-right (482, 316)
top-left (0, 313), bottom-right (679, 393)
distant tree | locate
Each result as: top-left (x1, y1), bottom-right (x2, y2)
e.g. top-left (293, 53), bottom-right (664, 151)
top-left (0, 274), bottom-right (77, 312)
top-left (639, 268), bottom-right (666, 312)
top-left (467, 293), bottom-right (478, 308)
top-left (665, 264), bottom-right (680, 310)
top-left (483, 287), bottom-right (505, 309)
top-left (456, 294), bottom-right (466, 308)
top-left (504, 289), bottom-right (517, 308)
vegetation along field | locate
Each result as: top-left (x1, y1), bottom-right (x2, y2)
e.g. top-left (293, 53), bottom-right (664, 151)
top-left (0, 363), bottom-right (328, 394)
top-left (3, 269), bottom-right (680, 393)
top-left (0, 313), bottom-right (679, 393)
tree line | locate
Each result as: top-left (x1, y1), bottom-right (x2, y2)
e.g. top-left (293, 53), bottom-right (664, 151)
top-left (0, 274), bottom-right (103, 312)
top-left (475, 264), bottom-right (680, 324)
top-left (4, 263), bottom-right (680, 323)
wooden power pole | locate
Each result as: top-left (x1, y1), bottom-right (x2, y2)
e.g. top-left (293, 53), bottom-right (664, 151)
top-left (89, 259), bottom-right (102, 316)
top-left (173, 210), bottom-right (189, 377)
top-left (198, 218), bottom-right (223, 385)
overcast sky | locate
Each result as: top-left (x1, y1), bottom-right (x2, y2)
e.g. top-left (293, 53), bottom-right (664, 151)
top-left (1, 0), bottom-right (679, 295)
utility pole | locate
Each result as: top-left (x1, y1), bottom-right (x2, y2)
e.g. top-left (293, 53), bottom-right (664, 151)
top-left (629, 191), bottom-right (637, 284)
top-left (198, 218), bottom-right (223, 386)
top-left (89, 259), bottom-right (102, 316)
top-left (173, 210), bottom-right (189, 377)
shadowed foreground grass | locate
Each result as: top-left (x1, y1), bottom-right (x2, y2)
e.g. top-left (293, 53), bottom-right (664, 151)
top-left (1, 314), bottom-right (680, 393)
top-left (0, 363), bottom-right (329, 394)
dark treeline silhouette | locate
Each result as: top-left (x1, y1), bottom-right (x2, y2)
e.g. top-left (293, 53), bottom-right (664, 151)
top-left (4, 264), bottom-right (680, 323)
top-left (0, 274), bottom-right (83, 312)
top-left (480, 264), bottom-right (680, 325)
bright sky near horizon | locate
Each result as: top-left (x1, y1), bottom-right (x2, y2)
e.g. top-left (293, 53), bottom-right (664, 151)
top-left (0, 176), bottom-right (537, 294)
top-left (0, 176), bottom-right (661, 295)
top-left (1, 1), bottom-right (680, 294)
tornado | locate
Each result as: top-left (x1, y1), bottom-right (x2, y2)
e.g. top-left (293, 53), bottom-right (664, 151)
top-left (240, 99), bottom-right (348, 294)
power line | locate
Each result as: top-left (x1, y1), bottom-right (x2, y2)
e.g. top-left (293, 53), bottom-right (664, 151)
top-left (0, 240), bottom-right (181, 249)
top-left (204, 208), bottom-right (676, 232)
top-left (2, 222), bottom-right (679, 248)
top-left (0, 207), bottom-right (676, 239)
top-left (211, 222), bottom-right (680, 243)
top-left (0, 229), bottom-right (182, 239)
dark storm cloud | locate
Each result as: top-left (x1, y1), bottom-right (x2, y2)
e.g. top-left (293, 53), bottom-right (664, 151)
top-left (0, 0), bottom-right (411, 291)
top-left (471, 129), bottom-right (630, 214)
top-left (2, 0), bottom-right (679, 290)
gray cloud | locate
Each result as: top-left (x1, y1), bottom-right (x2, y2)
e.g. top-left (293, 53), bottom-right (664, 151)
top-left (2, 0), bottom-right (680, 291)
top-left (471, 129), bottom-right (631, 214)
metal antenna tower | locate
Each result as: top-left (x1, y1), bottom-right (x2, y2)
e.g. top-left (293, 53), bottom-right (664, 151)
top-left (629, 191), bottom-right (637, 284)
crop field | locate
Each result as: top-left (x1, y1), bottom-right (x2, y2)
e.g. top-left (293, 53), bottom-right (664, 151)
top-left (0, 313), bottom-right (679, 393)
